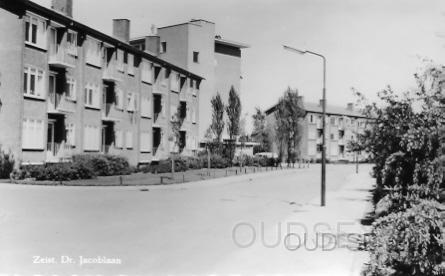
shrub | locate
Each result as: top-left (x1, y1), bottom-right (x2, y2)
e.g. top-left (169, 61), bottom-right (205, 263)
top-left (0, 150), bottom-right (15, 179)
top-left (363, 200), bottom-right (445, 276)
top-left (210, 154), bottom-right (230, 168)
top-left (187, 156), bottom-right (204, 170)
top-left (72, 154), bottom-right (130, 176)
top-left (14, 162), bottom-right (96, 181)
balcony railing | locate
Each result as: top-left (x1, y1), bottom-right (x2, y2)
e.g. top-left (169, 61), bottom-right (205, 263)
top-left (49, 45), bottom-right (75, 68)
top-left (48, 93), bottom-right (72, 114)
top-left (46, 142), bottom-right (73, 162)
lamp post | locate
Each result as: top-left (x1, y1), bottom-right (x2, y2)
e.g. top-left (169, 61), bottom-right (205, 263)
top-left (283, 45), bottom-right (327, 207)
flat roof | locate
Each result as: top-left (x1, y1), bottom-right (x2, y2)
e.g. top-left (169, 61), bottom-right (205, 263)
top-left (215, 38), bottom-right (250, 49)
top-left (16, 0), bottom-right (204, 80)
top-left (266, 102), bottom-right (368, 118)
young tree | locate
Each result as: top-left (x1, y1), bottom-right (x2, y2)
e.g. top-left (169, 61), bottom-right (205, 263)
top-left (226, 86), bottom-right (242, 162)
top-left (274, 87), bottom-right (305, 166)
top-left (210, 93), bottom-right (225, 153)
top-left (251, 107), bottom-right (270, 153)
top-left (170, 105), bottom-right (185, 154)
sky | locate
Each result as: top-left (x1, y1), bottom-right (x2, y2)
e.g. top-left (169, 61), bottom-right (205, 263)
top-left (35, 0), bottom-right (445, 130)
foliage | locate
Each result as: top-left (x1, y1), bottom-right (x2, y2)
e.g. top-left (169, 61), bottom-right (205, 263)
top-left (14, 162), bottom-right (96, 181)
top-left (0, 149), bottom-right (14, 179)
top-left (226, 86), bottom-right (242, 162)
top-left (353, 63), bottom-right (445, 276)
top-left (274, 87), bottom-right (305, 163)
top-left (210, 93), bottom-right (225, 143)
top-left (351, 64), bottom-right (445, 205)
top-left (363, 200), bottom-right (445, 276)
top-left (251, 107), bottom-right (271, 153)
top-left (170, 105), bottom-right (185, 153)
top-left (72, 154), bottom-right (131, 176)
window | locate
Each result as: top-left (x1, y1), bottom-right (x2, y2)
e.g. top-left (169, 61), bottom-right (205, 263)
top-left (170, 73), bottom-right (180, 92)
top-left (66, 31), bottom-right (78, 56)
top-left (84, 125), bottom-right (100, 151)
top-left (317, 144), bottom-right (323, 153)
top-left (84, 84), bottom-right (100, 109)
top-left (85, 37), bottom-right (102, 67)
top-left (115, 130), bottom-right (123, 148)
top-left (330, 117), bottom-right (336, 125)
top-left (170, 104), bottom-right (177, 121)
top-left (66, 77), bottom-right (76, 100)
top-left (25, 14), bottom-right (47, 49)
top-left (23, 66), bottom-right (45, 99)
top-left (66, 123), bottom-right (75, 146)
top-left (162, 68), bottom-right (170, 87)
top-left (193, 51), bottom-right (199, 63)
top-left (125, 131), bottom-right (133, 149)
top-left (192, 108), bottom-right (197, 123)
top-left (22, 118), bottom-right (44, 150)
top-left (140, 132), bottom-right (151, 152)
top-left (126, 92), bottom-right (137, 112)
top-left (308, 127), bottom-right (316, 139)
top-left (310, 115), bottom-right (313, 123)
top-left (141, 61), bottom-right (152, 83)
top-left (160, 41), bottom-right (167, 53)
top-left (330, 133), bottom-right (334, 140)
top-left (141, 96), bottom-right (151, 118)
top-left (116, 49), bottom-right (124, 72)
top-left (115, 89), bottom-right (124, 110)
top-left (127, 54), bottom-right (135, 75)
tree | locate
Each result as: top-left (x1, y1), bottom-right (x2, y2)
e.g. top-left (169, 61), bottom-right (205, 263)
top-left (226, 86), bottom-right (242, 162)
top-left (251, 107), bottom-right (270, 153)
top-left (274, 87), bottom-right (305, 166)
top-left (170, 105), bottom-right (185, 154)
top-left (210, 93), bottom-right (225, 154)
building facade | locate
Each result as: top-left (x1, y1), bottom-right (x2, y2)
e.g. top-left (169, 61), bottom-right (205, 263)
top-left (0, 0), bottom-right (203, 166)
top-left (130, 20), bottom-right (249, 141)
top-left (266, 98), bottom-right (370, 162)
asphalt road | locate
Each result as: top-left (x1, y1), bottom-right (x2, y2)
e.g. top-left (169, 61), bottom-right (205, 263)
top-left (0, 164), bottom-right (371, 275)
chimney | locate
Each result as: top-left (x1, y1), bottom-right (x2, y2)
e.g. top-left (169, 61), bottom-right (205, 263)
top-left (51, 0), bottom-right (73, 17)
top-left (112, 19), bottom-right (130, 43)
top-left (347, 103), bottom-right (354, 111)
top-left (145, 36), bottom-right (161, 55)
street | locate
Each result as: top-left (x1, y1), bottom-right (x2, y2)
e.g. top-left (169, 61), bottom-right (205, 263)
top-left (0, 164), bottom-right (372, 275)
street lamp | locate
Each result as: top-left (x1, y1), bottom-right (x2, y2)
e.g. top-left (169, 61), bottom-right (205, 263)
top-left (283, 45), bottom-right (327, 207)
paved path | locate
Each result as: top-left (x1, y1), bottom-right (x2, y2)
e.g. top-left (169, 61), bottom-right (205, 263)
top-left (0, 164), bottom-right (372, 275)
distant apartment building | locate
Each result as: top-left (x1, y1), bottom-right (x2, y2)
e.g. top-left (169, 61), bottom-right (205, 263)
top-left (0, 0), bottom-right (203, 166)
top-left (265, 97), bottom-right (369, 162)
top-left (130, 20), bottom-right (249, 141)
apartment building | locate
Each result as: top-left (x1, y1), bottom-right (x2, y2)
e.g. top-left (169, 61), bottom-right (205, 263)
top-left (130, 20), bottom-right (249, 141)
top-left (0, 0), bottom-right (203, 166)
top-left (265, 97), bottom-right (370, 162)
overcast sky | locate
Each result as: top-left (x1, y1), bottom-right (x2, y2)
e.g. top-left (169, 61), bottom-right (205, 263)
top-left (35, 0), bottom-right (445, 128)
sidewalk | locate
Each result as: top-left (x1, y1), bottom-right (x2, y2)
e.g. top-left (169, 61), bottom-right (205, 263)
top-left (212, 167), bottom-right (374, 275)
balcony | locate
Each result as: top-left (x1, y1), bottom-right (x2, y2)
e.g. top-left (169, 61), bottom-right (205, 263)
top-left (49, 45), bottom-right (75, 68)
top-left (46, 142), bottom-right (73, 163)
top-left (103, 61), bottom-right (122, 82)
top-left (47, 93), bottom-right (73, 114)
top-left (101, 103), bottom-right (120, 122)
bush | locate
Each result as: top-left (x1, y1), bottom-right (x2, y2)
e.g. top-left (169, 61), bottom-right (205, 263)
top-left (210, 154), bottom-right (230, 168)
top-left (233, 154), bottom-right (255, 167)
top-left (0, 150), bottom-right (15, 179)
top-left (72, 154), bottom-right (130, 176)
top-left (363, 200), bottom-right (445, 276)
top-left (14, 162), bottom-right (96, 181)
